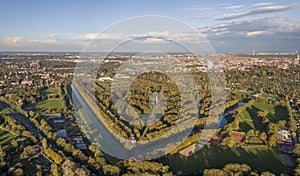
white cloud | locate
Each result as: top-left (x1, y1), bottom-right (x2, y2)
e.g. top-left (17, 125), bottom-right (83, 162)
top-left (5, 36), bottom-right (23, 46)
top-left (247, 31), bottom-right (273, 37)
top-left (250, 2), bottom-right (273, 7)
top-left (73, 33), bottom-right (127, 41)
top-left (190, 16), bottom-right (205, 20)
top-left (29, 39), bottom-right (57, 44)
top-left (199, 16), bottom-right (300, 51)
top-left (2, 17), bottom-right (299, 52)
top-left (225, 5), bottom-right (244, 10)
top-left (141, 37), bottom-right (170, 44)
top-left (216, 4), bottom-right (300, 20)
top-left (146, 31), bottom-right (170, 36)
top-left (183, 7), bottom-right (210, 11)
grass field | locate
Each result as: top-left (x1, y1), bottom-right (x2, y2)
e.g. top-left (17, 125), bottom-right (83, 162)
top-left (160, 145), bottom-right (290, 174)
top-left (0, 109), bottom-right (11, 115)
top-left (239, 102), bottom-right (288, 132)
top-left (229, 90), bottom-right (251, 100)
top-left (0, 129), bottom-right (15, 145)
top-left (261, 93), bottom-right (281, 101)
top-left (36, 98), bottom-right (63, 111)
top-left (41, 87), bottom-right (59, 96)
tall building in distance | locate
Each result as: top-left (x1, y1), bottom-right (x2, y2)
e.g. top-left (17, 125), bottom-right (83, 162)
top-left (295, 51), bottom-right (300, 64)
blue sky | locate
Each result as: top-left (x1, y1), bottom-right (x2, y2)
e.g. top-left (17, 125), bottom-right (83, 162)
top-left (0, 0), bottom-right (299, 52)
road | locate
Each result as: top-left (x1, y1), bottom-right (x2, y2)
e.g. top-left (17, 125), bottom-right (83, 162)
top-left (0, 102), bottom-right (41, 139)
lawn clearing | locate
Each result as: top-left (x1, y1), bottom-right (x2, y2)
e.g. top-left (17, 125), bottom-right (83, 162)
top-left (36, 98), bottom-right (63, 111)
top-left (41, 87), bottom-right (59, 96)
top-left (160, 145), bottom-right (291, 174)
top-left (229, 90), bottom-right (251, 100)
top-left (261, 93), bottom-right (281, 101)
top-left (239, 102), bottom-right (288, 132)
top-left (0, 109), bottom-right (11, 115)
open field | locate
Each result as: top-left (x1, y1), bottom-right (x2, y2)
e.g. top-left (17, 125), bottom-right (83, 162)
top-left (229, 90), bottom-right (251, 100)
top-left (0, 128), bottom-right (15, 145)
top-left (239, 102), bottom-right (288, 132)
top-left (41, 87), bottom-right (59, 96)
top-left (36, 98), bottom-right (63, 111)
top-left (261, 93), bottom-right (281, 101)
top-left (0, 108), bottom-right (11, 115)
top-left (160, 145), bottom-right (291, 174)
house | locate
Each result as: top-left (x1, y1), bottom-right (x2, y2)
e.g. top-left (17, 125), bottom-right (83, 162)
top-left (57, 129), bottom-right (67, 138)
top-left (179, 143), bottom-right (204, 157)
top-left (277, 129), bottom-right (292, 145)
top-left (98, 77), bottom-right (113, 82)
top-left (71, 136), bottom-right (87, 150)
top-left (179, 136), bottom-right (211, 157)
top-left (209, 136), bottom-right (222, 146)
top-left (230, 131), bottom-right (246, 145)
top-left (44, 113), bottom-right (62, 119)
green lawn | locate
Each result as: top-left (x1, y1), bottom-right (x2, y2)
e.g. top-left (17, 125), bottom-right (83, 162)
top-left (36, 98), bottom-right (63, 111)
top-left (41, 87), bottom-right (59, 96)
top-left (229, 90), bottom-right (251, 100)
top-left (239, 102), bottom-right (288, 132)
top-left (0, 109), bottom-right (11, 115)
top-left (261, 93), bottom-right (281, 101)
top-left (160, 145), bottom-right (291, 174)
top-left (0, 128), bottom-right (15, 145)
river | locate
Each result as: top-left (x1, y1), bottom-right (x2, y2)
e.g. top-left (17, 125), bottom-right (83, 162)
top-left (218, 101), bottom-right (245, 128)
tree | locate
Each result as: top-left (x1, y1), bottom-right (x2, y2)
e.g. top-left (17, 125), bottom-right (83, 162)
top-left (232, 118), bottom-right (240, 131)
top-left (102, 164), bottom-right (121, 176)
top-left (42, 138), bottom-right (48, 150)
top-left (223, 163), bottom-right (251, 175)
top-left (20, 146), bottom-right (34, 159)
top-left (288, 117), bottom-right (297, 132)
top-left (13, 168), bottom-right (24, 176)
top-left (257, 110), bottom-right (268, 119)
top-left (56, 137), bottom-right (66, 148)
top-left (260, 171), bottom-right (275, 176)
top-left (293, 144), bottom-right (300, 156)
top-left (51, 164), bottom-right (59, 176)
top-left (75, 166), bottom-right (90, 176)
top-left (268, 133), bottom-right (278, 147)
top-left (64, 143), bottom-right (73, 152)
top-left (247, 129), bottom-right (255, 136)
top-left (295, 159), bottom-right (300, 176)
top-left (61, 159), bottom-right (90, 176)
top-left (44, 148), bottom-right (63, 164)
top-left (0, 146), bottom-right (6, 167)
top-left (259, 132), bottom-right (267, 141)
top-left (222, 136), bottom-right (236, 148)
top-left (72, 149), bottom-right (87, 161)
top-left (257, 110), bottom-right (269, 124)
top-left (203, 169), bottom-right (227, 176)
top-left (61, 159), bottom-right (76, 176)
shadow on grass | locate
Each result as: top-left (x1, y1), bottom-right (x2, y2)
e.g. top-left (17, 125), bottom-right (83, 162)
top-left (159, 145), bottom-right (291, 175)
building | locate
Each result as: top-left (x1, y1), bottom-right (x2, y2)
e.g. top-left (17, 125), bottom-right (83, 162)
top-left (71, 136), bottom-right (87, 150)
top-left (179, 143), bottom-right (204, 157)
top-left (179, 136), bottom-right (211, 157)
top-left (277, 129), bottom-right (292, 145)
top-left (57, 129), bottom-right (67, 138)
top-left (229, 131), bottom-right (246, 145)
top-left (98, 77), bottom-right (113, 82)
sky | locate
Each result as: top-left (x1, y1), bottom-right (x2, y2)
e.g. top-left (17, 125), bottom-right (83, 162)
top-left (0, 0), bottom-right (299, 52)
